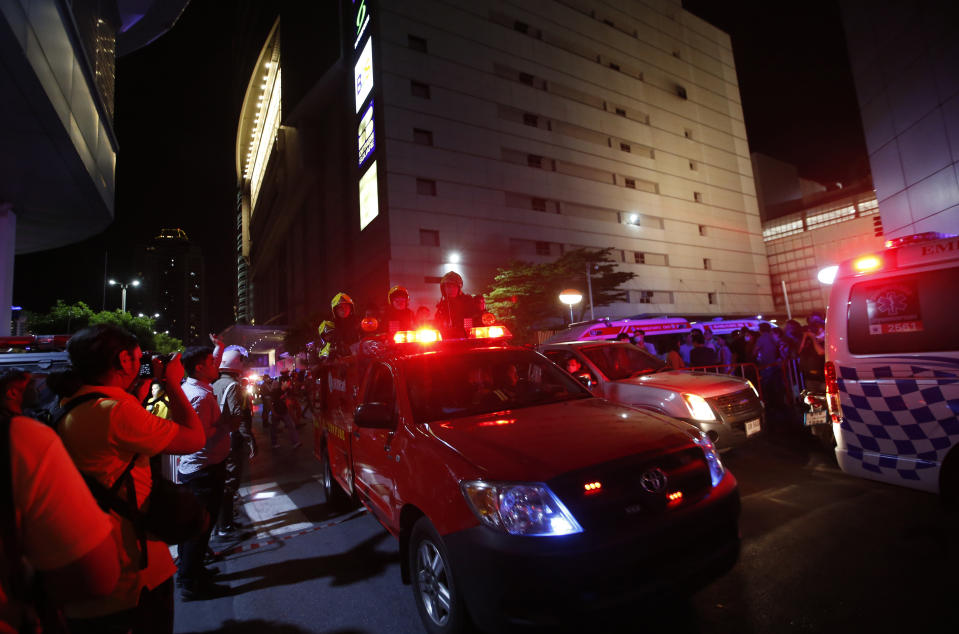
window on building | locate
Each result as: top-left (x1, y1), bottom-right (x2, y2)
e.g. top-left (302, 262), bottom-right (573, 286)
top-left (639, 291), bottom-right (653, 304)
top-left (528, 154), bottom-right (543, 168)
top-left (416, 178), bottom-right (437, 196)
top-left (673, 49), bottom-right (681, 58)
top-left (424, 276), bottom-right (442, 284)
top-left (523, 113), bottom-right (539, 127)
top-left (615, 107), bottom-right (627, 117)
top-left (531, 197), bottom-right (547, 211)
top-left (625, 178), bottom-right (636, 189)
top-left (609, 62), bottom-right (620, 71)
top-left (634, 252), bottom-right (645, 264)
top-left (413, 128), bottom-right (434, 146)
top-left (411, 81), bottom-right (431, 99)
top-left (689, 160), bottom-right (697, 171)
top-left (514, 20), bottom-right (529, 34)
top-left (698, 224), bottom-right (707, 236)
top-left (620, 142), bottom-right (631, 153)
top-left (535, 241), bottom-right (551, 256)
top-left (408, 35), bottom-right (428, 52)
top-left (703, 258), bottom-right (712, 270)
top-left (519, 72), bottom-right (534, 86)
top-left (694, 191), bottom-right (703, 202)
top-left (676, 85), bottom-right (687, 100)
top-left (419, 229), bottom-right (440, 246)
top-left (684, 128), bottom-right (693, 139)
top-left (708, 292), bottom-right (717, 305)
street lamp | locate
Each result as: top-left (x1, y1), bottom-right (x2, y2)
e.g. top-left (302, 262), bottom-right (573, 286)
top-left (108, 279), bottom-right (140, 313)
top-left (558, 289), bottom-right (583, 325)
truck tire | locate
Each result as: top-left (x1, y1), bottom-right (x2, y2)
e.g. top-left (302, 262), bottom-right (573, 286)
top-left (410, 517), bottom-right (471, 634)
top-left (322, 443), bottom-right (351, 510)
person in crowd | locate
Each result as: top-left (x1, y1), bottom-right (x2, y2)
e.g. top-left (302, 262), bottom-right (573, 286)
top-left (414, 306), bottom-right (433, 329)
top-left (434, 271), bottom-right (485, 339)
top-left (1, 368), bottom-right (120, 633)
top-left (329, 293), bottom-right (361, 357)
top-left (799, 313), bottom-right (827, 383)
top-left (145, 381), bottom-right (170, 419)
top-left (176, 345), bottom-right (239, 601)
top-left (213, 347), bottom-right (256, 538)
top-left (269, 376), bottom-right (301, 450)
top-left (753, 322), bottom-right (784, 410)
top-left (679, 330), bottom-right (698, 365)
top-left (657, 335), bottom-right (685, 370)
top-left (688, 330), bottom-right (718, 368)
top-left (258, 376), bottom-right (273, 429)
top-left (630, 329), bottom-right (658, 356)
top-left (49, 324), bottom-right (205, 633)
top-left (382, 286), bottom-right (415, 334)
top-left (703, 326), bottom-right (721, 355)
top-left (714, 335), bottom-right (734, 373)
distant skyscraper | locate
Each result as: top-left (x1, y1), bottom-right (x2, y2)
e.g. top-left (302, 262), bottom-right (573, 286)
top-left (136, 228), bottom-right (207, 344)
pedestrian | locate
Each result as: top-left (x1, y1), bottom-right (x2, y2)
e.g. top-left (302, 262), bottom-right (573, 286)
top-left (657, 335), bottom-right (685, 370)
top-left (1, 368), bottom-right (120, 633)
top-left (269, 376), bottom-right (301, 450)
top-left (145, 380), bottom-right (170, 419)
top-left (213, 347), bottom-right (256, 538)
top-left (259, 376), bottom-right (273, 429)
top-left (48, 324), bottom-right (206, 633)
top-left (176, 345), bottom-right (239, 601)
top-left (679, 330), bottom-right (698, 365)
top-left (630, 329), bottom-right (658, 356)
top-left (433, 271), bottom-right (485, 339)
top-left (329, 293), bottom-right (361, 357)
top-left (753, 322), bottom-right (784, 412)
top-left (689, 330), bottom-right (718, 368)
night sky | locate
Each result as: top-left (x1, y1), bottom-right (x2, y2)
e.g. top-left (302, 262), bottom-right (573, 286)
top-left (12, 0), bottom-right (867, 330)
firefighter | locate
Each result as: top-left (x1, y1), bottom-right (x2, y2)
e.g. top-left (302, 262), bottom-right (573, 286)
top-left (329, 292), bottom-right (361, 357)
top-left (382, 285), bottom-right (415, 334)
top-left (434, 271), bottom-right (484, 339)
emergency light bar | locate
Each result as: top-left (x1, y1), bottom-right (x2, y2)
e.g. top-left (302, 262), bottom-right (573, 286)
top-left (469, 325), bottom-right (510, 339)
top-left (393, 329), bottom-right (442, 344)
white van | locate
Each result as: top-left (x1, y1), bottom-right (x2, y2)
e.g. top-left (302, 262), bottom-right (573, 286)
top-left (825, 232), bottom-right (959, 501)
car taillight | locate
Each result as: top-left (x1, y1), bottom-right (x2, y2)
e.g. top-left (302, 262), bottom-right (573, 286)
top-left (825, 361), bottom-right (841, 424)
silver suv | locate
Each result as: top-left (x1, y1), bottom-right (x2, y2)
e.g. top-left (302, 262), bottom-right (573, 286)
top-left (539, 341), bottom-right (763, 449)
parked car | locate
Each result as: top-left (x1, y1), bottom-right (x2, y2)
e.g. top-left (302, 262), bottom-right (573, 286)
top-left (539, 340), bottom-right (763, 449)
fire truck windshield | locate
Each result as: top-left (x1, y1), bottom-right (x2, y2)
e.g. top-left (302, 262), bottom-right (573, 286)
top-left (403, 349), bottom-right (591, 423)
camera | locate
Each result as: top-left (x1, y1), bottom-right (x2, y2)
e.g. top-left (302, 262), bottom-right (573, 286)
top-left (139, 352), bottom-right (174, 378)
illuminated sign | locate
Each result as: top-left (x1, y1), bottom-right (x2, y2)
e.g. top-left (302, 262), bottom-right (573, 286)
top-left (359, 161), bottom-right (379, 230)
top-left (358, 101), bottom-right (375, 166)
top-left (354, 0), bottom-right (370, 49)
top-left (354, 37), bottom-right (373, 112)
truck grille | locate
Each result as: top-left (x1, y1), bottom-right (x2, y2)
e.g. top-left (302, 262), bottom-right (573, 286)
top-left (710, 388), bottom-right (761, 424)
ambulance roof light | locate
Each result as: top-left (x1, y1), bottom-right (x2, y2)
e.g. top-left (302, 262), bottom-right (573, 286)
top-left (852, 255), bottom-right (882, 273)
top-left (884, 232), bottom-right (957, 249)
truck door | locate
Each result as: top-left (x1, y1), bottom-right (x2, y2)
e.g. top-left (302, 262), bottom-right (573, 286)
top-left (351, 362), bottom-right (399, 529)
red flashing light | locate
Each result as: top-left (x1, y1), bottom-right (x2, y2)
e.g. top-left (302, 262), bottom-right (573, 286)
top-left (469, 325), bottom-right (510, 339)
top-left (583, 481), bottom-right (602, 494)
top-left (667, 491), bottom-right (683, 505)
top-left (394, 329), bottom-right (442, 344)
top-left (825, 361), bottom-right (841, 425)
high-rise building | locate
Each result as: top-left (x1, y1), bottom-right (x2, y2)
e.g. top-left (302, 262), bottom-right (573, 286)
top-left (236, 0), bottom-right (773, 330)
top-left (135, 228), bottom-right (207, 344)
top-left (0, 1), bottom-right (191, 335)
top-left (841, 0), bottom-right (959, 237)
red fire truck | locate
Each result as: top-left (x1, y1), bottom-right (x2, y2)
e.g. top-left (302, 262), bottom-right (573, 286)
top-left (315, 325), bottom-right (740, 633)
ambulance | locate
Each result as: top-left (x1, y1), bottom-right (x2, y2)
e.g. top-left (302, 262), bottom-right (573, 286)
top-left (825, 232), bottom-right (959, 502)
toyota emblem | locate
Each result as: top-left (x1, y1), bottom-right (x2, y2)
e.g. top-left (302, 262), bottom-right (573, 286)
top-left (640, 468), bottom-right (667, 494)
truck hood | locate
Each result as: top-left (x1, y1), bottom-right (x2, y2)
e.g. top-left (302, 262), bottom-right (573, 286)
top-left (620, 371), bottom-right (750, 398)
top-left (424, 398), bottom-right (695, 481)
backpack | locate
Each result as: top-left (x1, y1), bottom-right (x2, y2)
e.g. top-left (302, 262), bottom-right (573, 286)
top-left (52, 394), bottom-right (208, 565)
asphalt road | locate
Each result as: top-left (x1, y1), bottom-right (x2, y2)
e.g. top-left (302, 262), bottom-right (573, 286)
top-left (173, 413), bottom-right (959, 633)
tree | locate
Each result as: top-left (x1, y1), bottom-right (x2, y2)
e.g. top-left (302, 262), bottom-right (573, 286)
top-left (484, 248), bottom-right (636, 343)
top-left (24, 300), bottom-right (182, 353)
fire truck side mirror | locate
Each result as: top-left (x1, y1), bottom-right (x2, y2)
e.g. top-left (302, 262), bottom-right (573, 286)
top-left (354, 402), bottom-right (395, 429)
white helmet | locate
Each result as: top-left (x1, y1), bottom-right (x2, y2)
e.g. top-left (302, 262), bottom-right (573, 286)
top-left (220, 346), bottom-right (248, 373)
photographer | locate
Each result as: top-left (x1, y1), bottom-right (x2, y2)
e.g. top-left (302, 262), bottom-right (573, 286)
top-left (48, 324), bottom-right (205, 634)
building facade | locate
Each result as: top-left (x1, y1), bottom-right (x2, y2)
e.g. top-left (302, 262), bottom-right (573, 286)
top-left (841, 0), bottom-right (959, 237)
top-left (237, 0), bottom-right (773, 331)
top-left (0, 0), bottom-right (190, 335)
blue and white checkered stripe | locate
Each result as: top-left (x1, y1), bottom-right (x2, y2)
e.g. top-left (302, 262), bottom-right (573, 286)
top-left (837, 358), bottom-right (959, 482)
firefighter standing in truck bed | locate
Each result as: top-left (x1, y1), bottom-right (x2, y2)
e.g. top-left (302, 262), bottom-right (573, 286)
top-left (433, 271), bottom-right (484, 339)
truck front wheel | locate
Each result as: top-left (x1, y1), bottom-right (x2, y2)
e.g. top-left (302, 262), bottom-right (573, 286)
top-left (410, 517), bottom-right (471, 634)
top-left (322, 443), bottom-right (351, 510)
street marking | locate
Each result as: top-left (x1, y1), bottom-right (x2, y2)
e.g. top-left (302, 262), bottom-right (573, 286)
top-left (240, 481), bottom-right (313, 539)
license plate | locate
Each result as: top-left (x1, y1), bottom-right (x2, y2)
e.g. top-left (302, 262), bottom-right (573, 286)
top-left (745, 418), bottom-right (761, 437)
top-left (805, 409), bottom-right (828, 426)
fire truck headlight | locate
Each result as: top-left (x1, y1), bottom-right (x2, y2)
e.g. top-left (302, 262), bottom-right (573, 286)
top-left (689, 431), bottom-right (725, 487)
top-left (461, 481), bottom-right (583, 536)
